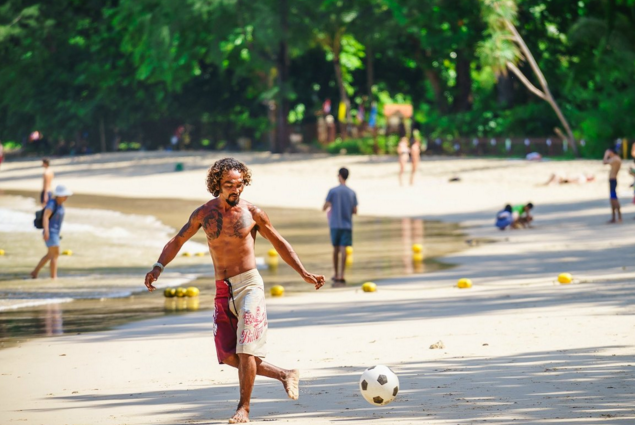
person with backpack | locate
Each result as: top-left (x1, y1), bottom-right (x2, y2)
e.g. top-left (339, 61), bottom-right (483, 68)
top-left (30, 185), bottom-right (73, 279)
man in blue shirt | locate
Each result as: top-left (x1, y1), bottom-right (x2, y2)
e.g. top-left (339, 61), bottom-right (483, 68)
top-left (323, 168), bottom-right (358, 284)
top-left (31, 185), bottom-right (73, 279)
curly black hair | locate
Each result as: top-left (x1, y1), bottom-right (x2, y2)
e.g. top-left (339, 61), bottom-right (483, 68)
top-left (206, 158), bottom-right (252, 197)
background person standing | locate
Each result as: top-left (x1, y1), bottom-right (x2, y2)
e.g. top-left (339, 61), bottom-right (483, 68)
top-left (323, 167), bottom-right (358, 284)
top-left (41, 158), bottom-right (54, 206)
top-left (603, 148), bottom-right (622, 223)
top-left (31, 185), bottom-right (73, 279)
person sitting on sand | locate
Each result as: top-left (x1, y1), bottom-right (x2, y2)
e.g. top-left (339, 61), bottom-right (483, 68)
top-left (495, 204), bottom-right (513, 230)
top-left (543, 172), bottom-right (595, 185)
top-left (512, 203), bottom-right (534, 228)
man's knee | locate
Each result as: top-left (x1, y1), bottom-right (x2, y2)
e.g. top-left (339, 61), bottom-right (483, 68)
top-left (222, 353), bottom-right (239, 367)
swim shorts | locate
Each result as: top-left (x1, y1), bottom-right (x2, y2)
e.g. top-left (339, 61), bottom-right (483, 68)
top-left (40, 191), bottom-right (52, 204)
top-left (213, 269), bottom-right (268, 364)
top-left (45, 232), bottom-right (60, 248)
top-left (330, 228), bottom-right (352, 247)
top-left (609, 178), bottom-right (618, 200)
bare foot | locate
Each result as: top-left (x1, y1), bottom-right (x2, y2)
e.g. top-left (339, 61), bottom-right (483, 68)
top-left (29, 271), bottom-right (37, 279)
top-left (283, 369), bottom-right (300, 400)
top-left (228, 406), bottom-right (249, 424)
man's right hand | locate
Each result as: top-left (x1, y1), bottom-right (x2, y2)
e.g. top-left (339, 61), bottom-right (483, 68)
top-left (144, 267), bottom-right (161, 292)
top-left (43, 231), bottom-right (49, 241)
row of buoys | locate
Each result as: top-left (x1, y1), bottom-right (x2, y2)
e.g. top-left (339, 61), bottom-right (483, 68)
top-left (0, 249), bottom-right (5, 256)
top-left (182, 252), bottom-right (206, 257)
top-left (164, 286), bottom-right (200, 298)
top-left (62, 249), bottom-right (73, 256)
top-left (453, 273), bottom-right (576, 289)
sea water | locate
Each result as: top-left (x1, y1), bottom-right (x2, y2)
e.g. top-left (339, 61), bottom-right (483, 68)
top-left (0, 193), bottom-right (464, 345)
top-left (0, 195), bottom-right (209, 311)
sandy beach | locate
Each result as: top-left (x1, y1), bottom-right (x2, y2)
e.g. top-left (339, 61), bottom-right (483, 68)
top-left (1, 152), bottom-right (634, 424)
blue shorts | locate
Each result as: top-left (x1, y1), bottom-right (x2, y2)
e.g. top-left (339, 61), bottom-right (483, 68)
top-left (495, 217), bottom-right (513, 230)
top-left (609, 179), bottom-right (618, 200)
top-left (330, 228), bottom-right (352, 247)
top-left (45, 233), bottom-right (61, 248)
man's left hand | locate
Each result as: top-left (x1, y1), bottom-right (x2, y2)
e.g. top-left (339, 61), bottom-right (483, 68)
top-left (303, 273), bottom-right (326, 290)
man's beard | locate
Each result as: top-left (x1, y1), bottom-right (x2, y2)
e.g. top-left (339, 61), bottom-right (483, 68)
top-left (226, 195), bottom-right (239, 207)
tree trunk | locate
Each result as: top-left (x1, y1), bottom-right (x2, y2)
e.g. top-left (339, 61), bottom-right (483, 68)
top-left (497, 74), bottom-right (514, 108)
top-left (366, 44), bottom-right (374, 100)
top-left (424, 69), bottom-right (448, 114)
top-left (452, 51), bottom-right (473, 112)
top-left (332, 30), bottom-right (350, 139)
top-left (505, 20), bottom-right (578, 156)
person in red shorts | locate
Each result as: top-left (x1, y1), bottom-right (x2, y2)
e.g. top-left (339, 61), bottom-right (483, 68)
top-left (144, 158), bottom-right (325, 424)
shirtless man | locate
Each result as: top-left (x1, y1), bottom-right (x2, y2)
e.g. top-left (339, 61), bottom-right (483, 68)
top-left (603, 148), bottom-right (622, 223)
top-left (41, 158), bottom-right (54, 206)
top-left (144, 158), bottom-right (325, 423)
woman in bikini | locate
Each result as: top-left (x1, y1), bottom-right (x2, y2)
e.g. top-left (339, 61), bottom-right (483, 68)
top-left (397, 137), bottom-right (410, 186)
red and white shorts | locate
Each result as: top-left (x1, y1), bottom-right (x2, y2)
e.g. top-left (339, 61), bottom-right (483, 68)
top-left (213, 269), bottom-right (268, 364)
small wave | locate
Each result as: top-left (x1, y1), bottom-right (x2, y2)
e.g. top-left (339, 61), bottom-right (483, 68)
top-left (0, 298), bottom-right (75, 312)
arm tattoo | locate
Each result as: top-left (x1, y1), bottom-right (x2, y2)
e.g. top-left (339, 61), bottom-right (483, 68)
top-left (203, 209), bottom-right (223, 240)
top-left (178, 209), bottom-right (201, 237)
top-left (177, 222), bottom-right (192, 237)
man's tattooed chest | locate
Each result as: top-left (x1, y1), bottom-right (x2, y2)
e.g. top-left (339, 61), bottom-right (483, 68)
top-left (202, 208), bottom-right (253, 240)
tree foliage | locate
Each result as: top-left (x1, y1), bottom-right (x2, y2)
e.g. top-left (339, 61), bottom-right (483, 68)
top-left (0, 0), bottom-right (633, 157)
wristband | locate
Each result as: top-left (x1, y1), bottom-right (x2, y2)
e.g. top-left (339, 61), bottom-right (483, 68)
top-left (152, 262), bottom-right (165, 272)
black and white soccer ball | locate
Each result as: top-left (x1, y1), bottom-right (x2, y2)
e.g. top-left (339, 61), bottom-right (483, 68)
top-left (359, 365), bottom-right (399, 406)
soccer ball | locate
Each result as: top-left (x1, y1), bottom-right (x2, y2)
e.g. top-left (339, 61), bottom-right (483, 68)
top-left (359, 365), bottom-right (399, 406)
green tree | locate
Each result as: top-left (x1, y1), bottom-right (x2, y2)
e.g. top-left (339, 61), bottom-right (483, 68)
top-left (478, 0), bottom-right (578, 155)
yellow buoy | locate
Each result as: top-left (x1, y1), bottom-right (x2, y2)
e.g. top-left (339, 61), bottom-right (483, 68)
top-left (182, 252), bottom-right (192, 257)
top-left (558, 273), bottom-right (573, 284)
top-left (266, 249), bottom-right (279, 268)
top-left (186, 287), bottom-right (200, 297)
top-left (270, 285), bottom-right (285, 296)
top-left (195, 252), bottom-right (205, 257)
top-left (457, 278), bottom-right (473, 289)
top-left (175, 287), bottom-right (187, 297)
top-left (345, 246), bottom-right (353, 255)
top-left (62, 249), bottom-right (73, 256)
top-left (164, 288), bottom-right (176, 298)
top-left (345, 255), bottom-right (353, 266)
top-left (362, 282), bottom-right (377, 292)
top-left (0, 249), bottom-right (5, 256)
top-left (412, 252), bottom-right (424, 263)
top-left (412, 244), bottom-right (423, 254)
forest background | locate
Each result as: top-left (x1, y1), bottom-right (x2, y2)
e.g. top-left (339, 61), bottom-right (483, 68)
top-left (1, 0), bottom-right (634, 158)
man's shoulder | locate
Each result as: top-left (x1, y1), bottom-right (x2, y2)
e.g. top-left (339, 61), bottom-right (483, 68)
top-left (332, 184), bottom-right (355, 193)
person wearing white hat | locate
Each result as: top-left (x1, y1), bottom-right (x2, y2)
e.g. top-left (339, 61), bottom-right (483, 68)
top-left (30, 185), bottom-right (73, 279)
